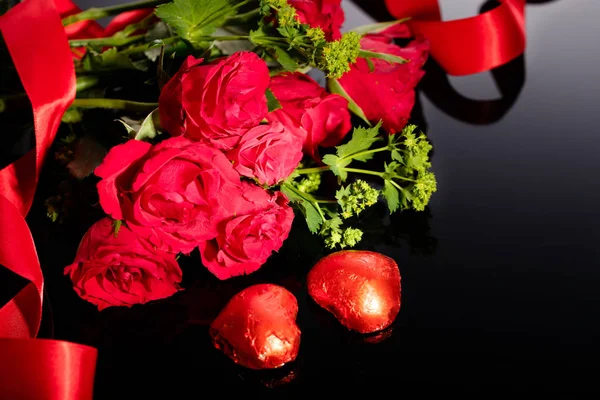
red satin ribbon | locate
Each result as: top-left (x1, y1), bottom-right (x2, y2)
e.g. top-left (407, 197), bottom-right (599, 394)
top-left (385, 0), bottom-right (526, 76)
top-left (0, 0), bottom-right (97, 398)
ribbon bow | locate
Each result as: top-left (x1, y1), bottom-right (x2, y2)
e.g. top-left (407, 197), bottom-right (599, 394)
top-left (385, 0), bottom-right (526, 76)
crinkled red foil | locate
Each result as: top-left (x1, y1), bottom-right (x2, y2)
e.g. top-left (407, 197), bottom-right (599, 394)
top-left (210, 284), bottom-right (301, 370)
top-left (307, 250), bottom-right (401, 334)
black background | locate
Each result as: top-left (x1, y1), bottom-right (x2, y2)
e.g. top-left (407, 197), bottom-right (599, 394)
top-left (2, 0), bottom-right (600, 396)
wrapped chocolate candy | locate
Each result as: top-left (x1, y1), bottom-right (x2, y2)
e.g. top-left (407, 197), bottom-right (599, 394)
top-left (210, 284), bottom-right (301, 370)
top-left (307, 250), bottom-right (401, 334)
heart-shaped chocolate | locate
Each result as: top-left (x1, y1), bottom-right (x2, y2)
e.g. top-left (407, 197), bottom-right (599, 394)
top-left (210, 284), bottom-right (301, 369)
top-left (307, 250), bottom-right (401, 333)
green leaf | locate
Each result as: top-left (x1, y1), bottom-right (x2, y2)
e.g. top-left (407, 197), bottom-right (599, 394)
top-left (61, 108), bottom-right (83, 124)
top-left (281, 185), bottom-right (323, 233)
top-left (81, 47), bottom-right (147, 72)
top-left (265, 88), bottom-right (282, 112)
top-left (335, 122), bottom-right (383, 161)
top-left (391, 149), bottom-right (404, 163)
top-left (249, 27), bottom-right (269, 45)
top-left (155, 0), bottom-right (234, 44)
top-left (116, 119), bottom-right (137, 136)
top-left (322, 154), bottom-right (350, 181)
top-left (327, 78), bottom-right (371, 125)
top-left (134, 109), bottom-right (162, 141)
top-left (382, 180), bottom-right (400, 213)
top-left (350, 19), bottom-right (411, 35)
top-left (269, 46), bottom-right (298, 71)
top-left (112, 219), bottom-right (122, 237)
top-left (365, 57), bottom-right (375, 72)
top-left (358, 49), bottom-right (407, 65)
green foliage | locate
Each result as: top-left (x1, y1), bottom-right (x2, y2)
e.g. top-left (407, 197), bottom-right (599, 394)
top-left (382, 180), bottom-right (400, 213)
top-left (327, 78), bottom-right (370, 125)
top-left (81, 47), bottom-right (147, 72)
top-left (296, 123), bottom-right (436, 239)
top-left (61, 108), bottom-right (83, 124)
top-left (318, 31), bottom-right (362, 79)
top-left (358, 49), bottom-right (407, 65)
top-left (270, 46), bottom-right (299, 71)
top-left (155, 0), bottom-right (234, 45)
top-left (112, 219), bottom-right (122, 237)
top-left (280, 184), bottom-right (323, 234)
top-left (336, 180), bottom-right (380, 219)
top-left (134, 109), bottom-right (162, 141)
top-left (265, 89), bottom-right (282, 112)
top-left (322, 122), bottom-right (383, 182)
top-left (294, 172), bottom-right (321, 194)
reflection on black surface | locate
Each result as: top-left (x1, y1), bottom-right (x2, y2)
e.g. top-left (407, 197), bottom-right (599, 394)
top-left (419, 55), bottom-right (525, 125)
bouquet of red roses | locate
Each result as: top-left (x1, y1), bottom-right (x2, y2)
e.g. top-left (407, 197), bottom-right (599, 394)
top-left (21, 0), bottom-right (438, 311)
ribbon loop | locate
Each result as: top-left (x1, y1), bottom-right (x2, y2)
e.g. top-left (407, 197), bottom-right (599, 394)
top-left (385, 0), bottom-right (526, 76)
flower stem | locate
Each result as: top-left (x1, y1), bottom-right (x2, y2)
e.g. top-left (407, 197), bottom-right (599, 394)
top-left (62, 0), bottom-right (169, 26)
top-left (69, 34), bottom-right (146, 48)
top-left (224, 8), bottom-right (261, 25)
top-left (121, 36), bottom-right (180, 56)
top-left (341, 168), bottom-right (384, 177)
top-left (342, 146), bottom-right (388, 161)
top-left (315, 199), bottom-right (337, 204)
top-left (282, 183), bottom-right (327, 223)
top-left (72, 98), bottom-right (158, 112)
top-left (295, 166), bottom-right (331, 175)
top-left (75, 76), bottom-right (100, 92)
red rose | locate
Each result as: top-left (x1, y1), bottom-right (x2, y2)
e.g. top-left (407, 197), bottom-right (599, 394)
top-left (337, 33), bottom-right (429, 134)
top-left (199, 182), bottom-right (294, 280)
top-left (159, 52), bottom-right (270, 150)
top-left (64, 218), bottom-right (182, 310)
top-left (290, 0), bottom-right (344, 41)
top-left (268, 72), bottom-right (351, 159)
top-left (95, 136), bottom-right (242, 254)
top-left (227, 122), bottom-right (303, 186)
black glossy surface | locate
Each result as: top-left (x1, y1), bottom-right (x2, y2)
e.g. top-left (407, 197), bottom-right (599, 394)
top-left (4, 0), bottom-right (600, 395)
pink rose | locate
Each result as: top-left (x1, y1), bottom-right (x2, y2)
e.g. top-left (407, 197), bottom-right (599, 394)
top-left (268, 72), bottom-right (351, 159)
top-left (95, 136), bottom-right (242, 254)
top-left (227, 122), bottom-right (303, 186)
top-left (338, 32), bottom-right (429, 134)
top-left (65, 218), bottom-right (182, 310)
top-left (199, 182), bottom-right (294, 280)
top-left (159, 52), bottom-right (270, 150)
top-left (290, 0), bottom-right (344, 41)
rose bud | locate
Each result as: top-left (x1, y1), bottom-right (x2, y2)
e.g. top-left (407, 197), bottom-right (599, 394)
top-left (210, 284), bottom-right (301, 370)
top-left (307, 250), bottom-right (401, 333)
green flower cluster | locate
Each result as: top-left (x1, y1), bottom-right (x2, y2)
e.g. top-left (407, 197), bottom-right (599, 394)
top-left (320, 217), bottom-right (364, 249)
top-left (317, 32), bottom-right (362, 79)
top-left (336, 180), bottom-right (379, 219)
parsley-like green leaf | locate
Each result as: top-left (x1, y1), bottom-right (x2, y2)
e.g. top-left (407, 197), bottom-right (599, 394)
top-left (155, 0), bottom-right (233, 44)
top-left (281, 185), bottom-right (323, 233)
top-left (335, 122), bottom-right (382, 161)
top-left (322, 154), bottom-right (351, 181)
top-left (382, 180), bottom-right (400, 213)
top-left (391, 149), bottom-right (404, 163)
top-left (265, 88), bottom-right (282, 112)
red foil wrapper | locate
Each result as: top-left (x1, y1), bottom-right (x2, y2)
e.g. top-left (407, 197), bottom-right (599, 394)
top-left (210, 284), bottom-right (301, 370)
top-left (307, 250), bottom-right (401, 333)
